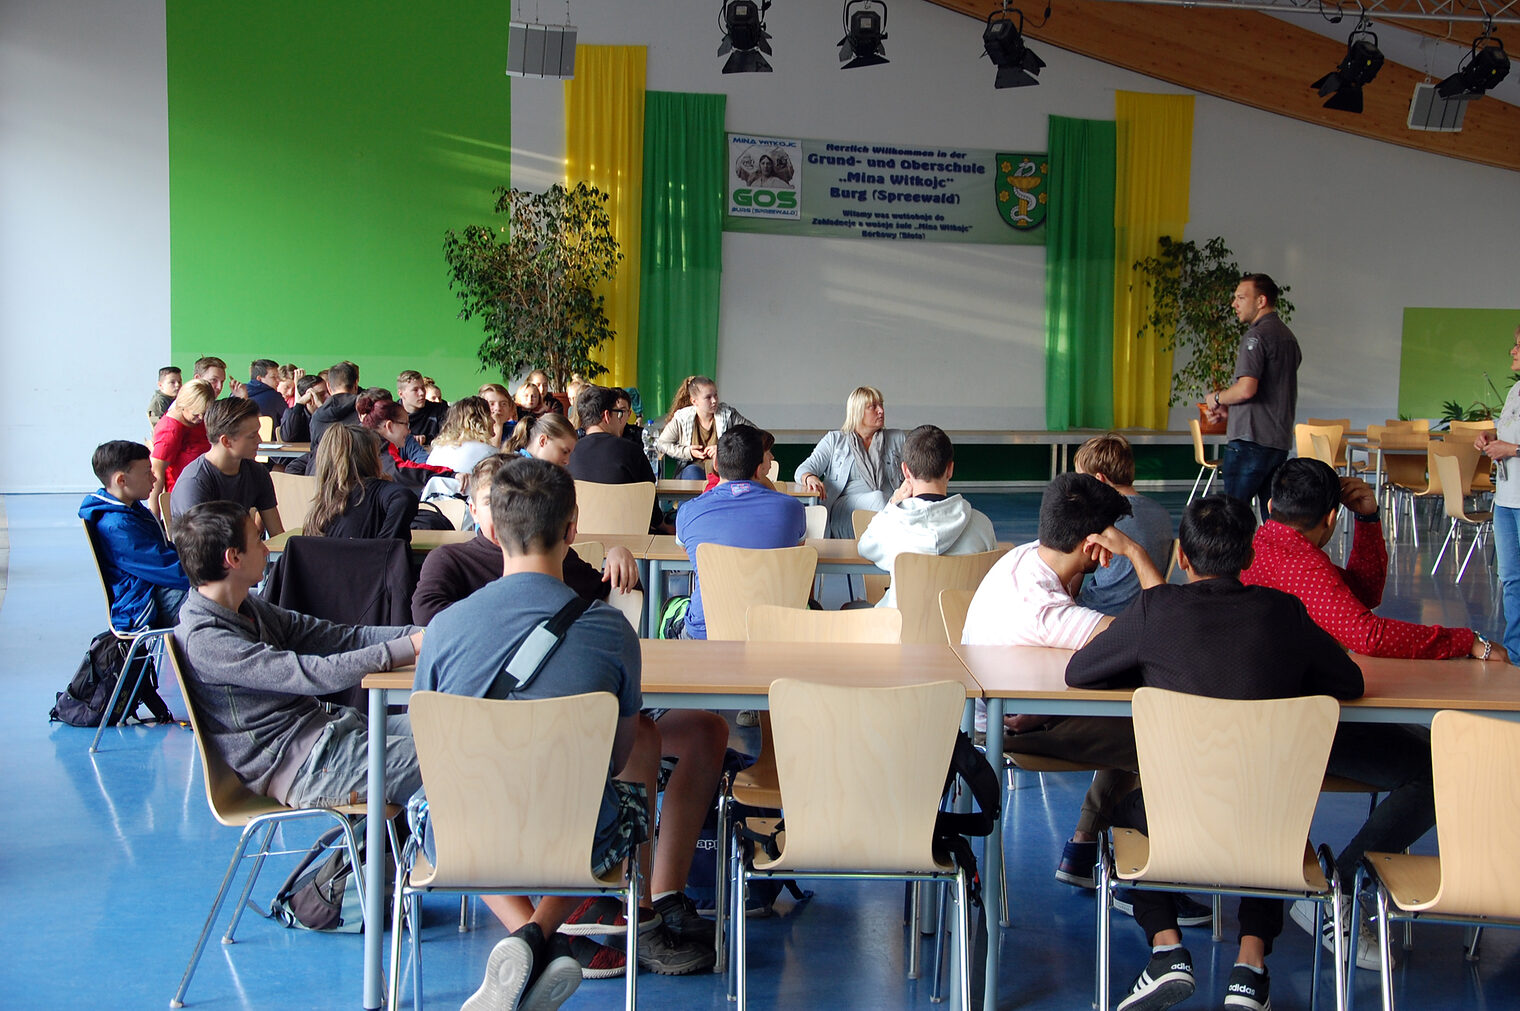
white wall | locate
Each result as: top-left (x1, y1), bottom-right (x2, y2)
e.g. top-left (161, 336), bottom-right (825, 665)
top-left (1, 0), bottom-right (171, 492)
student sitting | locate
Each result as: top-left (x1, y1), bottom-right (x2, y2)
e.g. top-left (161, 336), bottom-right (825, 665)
top-left (149, 377), bottom-right (216, 516)
top-left (276, 363), bottom-right (300, 408)
top-left (1066, 496), bottom-right (1365, 1011)
top-left (172, 500), bottom-right (423, 809)
top-left (567, 385), bottom-right (665, 534)
top-left (478, 382), bottom-right (519, 446)
top-left (424, 397), bottom-right (500, 477)
top-left (305, 424), bottom-right (418, 541)
top-left (147, 366), bottom-right (181, 424)
top-left (307, 360), bottom-right (360, 452)
top-left (357, 394), bottom-right (451, 488)
top-left (656, 375), bottom-right (756, 481)
top-left (1072, 434), bottom-right (1175, 616)
top-left (279, 374), bottom-right (327, 443)
top-left (397, 369), bottom-right (447, 444)
top-left (675, 425), bottom-right (806, 640)
top-left (243, 358), bottom-right (287, 424)
top-left (416, 457), bottom-right (723, 978)
top-left (506, 412), bottom-right (579, 465)
top-left (80, 440), bottom-right (189, 631)
top-left (515, 381), bottom-right (545, 421)
top-left (170, 397), bottom-right (284, 537)
top-left (858, 424), bottom-right (998, 608)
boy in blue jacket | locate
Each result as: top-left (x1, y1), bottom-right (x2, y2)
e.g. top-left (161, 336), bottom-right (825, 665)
top-left (79, 440), bottom-right (189, 631)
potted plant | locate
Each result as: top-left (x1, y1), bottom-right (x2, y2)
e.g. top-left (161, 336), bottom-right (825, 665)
top-left (1134, 236), bottom-right (1293, 432)
top-left (443, 181), bottom-right (623, 393)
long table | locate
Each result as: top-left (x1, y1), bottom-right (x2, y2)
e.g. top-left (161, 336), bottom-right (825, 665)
top-left (656, 478), bottom-right (818, 505)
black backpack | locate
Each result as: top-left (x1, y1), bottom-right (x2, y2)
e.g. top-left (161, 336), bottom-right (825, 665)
top-left (268, 818), bottom-right (392, 932)
top-left (50, 631), bottom-right (173, 728)
top-left (931, 730), bottom-right (1005, 909)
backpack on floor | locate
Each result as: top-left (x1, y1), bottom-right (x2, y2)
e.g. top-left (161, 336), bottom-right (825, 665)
top-left (657, 595), bottom-right (691, 640)
top-left (49, 631), bottom-right (173, 728)
top-left (268, 818), bottom-right (392, 933)
top-left (930, 730), bottom-right (1004, 909)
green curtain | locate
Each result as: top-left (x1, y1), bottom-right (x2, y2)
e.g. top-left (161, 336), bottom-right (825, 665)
top-left (637, 91), bottom-right (727, 421)
top-left (1044, 116), bottom-right (1117, 431)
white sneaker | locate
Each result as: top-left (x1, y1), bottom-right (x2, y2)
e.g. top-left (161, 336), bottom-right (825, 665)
top-left (1288, 898), bottom-right (1392, 972)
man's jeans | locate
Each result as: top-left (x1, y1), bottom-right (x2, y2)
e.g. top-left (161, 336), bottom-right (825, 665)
top-left (1494, 505), bottom-right (1520, 660)
top-left (1222, 440), bottom-right (1289, 519)
top-left (1324, 723), bottom-right (1435, 886)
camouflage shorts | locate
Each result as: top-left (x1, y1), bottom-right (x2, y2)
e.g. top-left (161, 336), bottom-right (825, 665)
top-left (592, 779), bottom-right (651, 878)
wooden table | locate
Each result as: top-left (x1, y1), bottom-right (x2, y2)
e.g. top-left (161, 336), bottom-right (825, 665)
top-left (256, 441), bottom-right (309, 460)
top-left (656, 478), bottom-right (818, 504)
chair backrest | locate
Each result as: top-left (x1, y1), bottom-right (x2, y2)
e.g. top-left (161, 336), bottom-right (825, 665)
top-left (1305, 417), bottom-right (1350, 468)
top-left (746, 603), bottom-right (902, 644)
top-left (410, 690), bottom-right (619, 888)
top-left (1446, 419), bottom-right (1496, 440)
top-left (1416, 710), bottom-right (1520, 918)
top-left (765, 678), bottom-right (965, 872)
top-left (766, 458), bottom-right (780, 483)
top-left (1309, 433), bottom-right (1334, 468)
top-left (803, 504), bottom-right (827, 541)
top-left (695, 543), bottom-right (818, 641)
top-left (1295, 423), bottom-right (1343, 466)
top-left (158, 491), bottom-right (174, 537)
top-left (1433, 436), bottom-right (1483, 497)
top-left (1128, 687), bottom-right (1338, 890)
top-left (1385, 418), bottom-right (1430, 432)
top-left (1188, 419), bottom-right (1209, 466)
top-left (1382, 430), bottom-right (1432, 489)
top-left (893, 550), bottom-right (1007, 644)
top-left (573, 480), bottom-right (656, 536)
top-left (431, 496), bottom-right (468, 531)
top-left (851, 509), bottom-right (889, 604)
top-left (938, 589), bottom-right (976, 644)
top-left (270, 471), bottom-right (319, 531)
top-left (607, 588), bottom-right (643, 631)
top-left (572, 540), bottom-right (606, 570)
top-left (1431, 451), bottom-right (1484, 523)
top-left (81, 520), bottom-right (121, 632)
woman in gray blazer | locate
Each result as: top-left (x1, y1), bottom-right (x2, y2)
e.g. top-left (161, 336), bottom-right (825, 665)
top-left (795, 386), bottom-right (907, 538)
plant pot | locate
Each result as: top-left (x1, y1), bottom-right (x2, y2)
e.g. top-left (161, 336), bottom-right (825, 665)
top-left (1196, 403), bottom-right (1227, 435)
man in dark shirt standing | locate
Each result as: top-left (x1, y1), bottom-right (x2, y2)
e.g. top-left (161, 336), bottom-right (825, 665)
top-left (1205, 273), bottom-right (1301, 518)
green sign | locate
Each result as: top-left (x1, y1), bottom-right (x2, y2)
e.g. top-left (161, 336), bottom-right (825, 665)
top-left (724, 133), bottom-right (1046, 246)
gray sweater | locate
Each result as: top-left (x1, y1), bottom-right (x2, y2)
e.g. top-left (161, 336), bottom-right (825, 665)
top-left (173, 589), bottom-right (419, 799)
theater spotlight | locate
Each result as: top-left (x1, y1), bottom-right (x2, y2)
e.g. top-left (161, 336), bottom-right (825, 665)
top-left (983, 7), bottom-right (1044, 89)
top-left (1310, 23), bottom-right (1384, 113)
top-left (839, 1), bottom-right (889, 69)
top-left (719, 0), bottom-right (773, 74)
top-left (1437, 30), bottom-right (1511, 99)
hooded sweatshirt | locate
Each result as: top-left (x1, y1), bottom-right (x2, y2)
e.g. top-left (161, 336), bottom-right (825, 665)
top-left (857, 493), bottom-right (999, 608)
top-left (79, 490), bottom-right (189, 631)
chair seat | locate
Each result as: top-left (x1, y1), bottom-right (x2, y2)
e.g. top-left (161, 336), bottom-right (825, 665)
top-left (211, 797), bottom-right (397, 829)
top-left (406, 848), bottom-right (626, 891)
top-left (1007, 751), bottom-right (1112, 773)
top-left (1113, 828), bottom-right (1328, 893)
top-left (732, 778), bottom-right (782, 809)
top-left (1366, 852), bottom-right (1442, 911)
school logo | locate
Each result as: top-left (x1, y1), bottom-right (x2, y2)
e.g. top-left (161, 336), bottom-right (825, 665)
top-left (995, 153), bottom-right (1047, 230)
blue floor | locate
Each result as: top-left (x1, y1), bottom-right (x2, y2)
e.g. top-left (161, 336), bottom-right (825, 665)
top-left (6, 491), bottom-right (1519, 1010)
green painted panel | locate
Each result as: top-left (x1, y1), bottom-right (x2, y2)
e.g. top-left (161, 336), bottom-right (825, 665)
top-left (1399, 307), bottom-right (1520, 422)
top-left (167, 1), bottom-right (511, 398)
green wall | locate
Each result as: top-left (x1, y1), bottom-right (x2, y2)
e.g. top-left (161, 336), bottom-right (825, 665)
top-left (1399, 307), bottom-right (1520, 422)
top-left (167, 1), bottom-right (512, 398)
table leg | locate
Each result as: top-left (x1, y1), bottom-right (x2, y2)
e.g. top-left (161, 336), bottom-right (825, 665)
top-left (636, 559), bottom-right (653, 638)
top-left (982, 698), bottom-right (1005, 1011)
top-left (363, 686), bottom-right (385, 1008)
top-left (648, 560), bottom-right (668, 639)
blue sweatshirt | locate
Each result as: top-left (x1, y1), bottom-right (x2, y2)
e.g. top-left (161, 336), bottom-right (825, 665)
top-left (78, 490), bottom-right (189, 631)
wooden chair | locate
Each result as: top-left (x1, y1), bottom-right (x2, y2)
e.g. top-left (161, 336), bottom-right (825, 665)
top-left (1377, 430), bottom-right (1431, 540)
top-left (851, 508), bottom-right (889, 604)
top-left (157, 490), bottom-right (173, 536)
top-left (1097, 688), bottom-right (1346, 1011)
top-left (695, 543), bottom-right (817, 642)
top-left (766, 458), bottom-right (780, 483)
top-left (81, 520), bottom-right (175, 754)
top-left (1384, 418), bottom-right (1430, 432)
top-left (1446, 420), bottom-right (1496, 494)
top-left (732, 678), bottom-right (971, 1011)
top-left (893, 549), bottom-right (1006, 644)
top-left (608, 589), bottom-right (644, 631)
top-left (1306, 418), bottom-right (1352, 470)
top-left (1430, 450), bottom-right (1493, 580)
top-left (573, 480), bottom-right (656, 536)
top-left (803, 504), bottom-right (827, 541)
top-left (270, 471), bottom-right (319, 531)
top-left (1297, 423), bottom-right (1345, 469)
top-left (572, 540), bottom-right (606, 569)
top-left (430, 495), bottom-right (468, 531)
top-left (1187, 419), bottom-right (1219, 503)
top-left (938, 589), bottom-right (975, 646)
top-left (166, 637), bottom-right (400, 1009)
top-left (1360, 711), bottom-right (1520, 1011)
top-left (390, 691), bottom-right (638, 1011)
top-left (257, 415), bottom-right (274, 441)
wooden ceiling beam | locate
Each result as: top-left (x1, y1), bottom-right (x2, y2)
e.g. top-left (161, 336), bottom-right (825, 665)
top-left (923, 0), bottom-right (1520, 172)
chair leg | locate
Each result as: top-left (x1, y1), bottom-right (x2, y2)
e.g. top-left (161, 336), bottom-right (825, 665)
top-left (625, 865), bottom-right (640, 1011)
top-left (170, 821), bottom-right (265, 1008)
top-left (715, 792), bottom-right (730, 974)
top-left (1212, 894), bottom-right (1223, 943)
top-left (955, 872), bottom-right (972, 1011)
top-left (458, 895), bottom-right (469, 932)
top-left (388, 883), bottom-right (409, 1011)
top-left (411, 892), bottom-right (424, 1011)
top-left (929, 882), bottom-right (948, 1002)
top-left (1465, 925), bottom-right (1483, 962)
top-left (1376, 887), bottom-right (1395, 1011)
top-left (223, 821), bottom-right (278, 943)
top-left (89, 635), bottom-right (145, 754)
top-left (1096, 838), bottom-right (1111, 1011)
top-left (735, 867), bottom-right (750, 1011)
top-left (1459, 526), bottom-right (1484, 581)
top-left (1431, 522), bottom-right (1456, 575)
top-left (907, 881), bottom-right (922, 979)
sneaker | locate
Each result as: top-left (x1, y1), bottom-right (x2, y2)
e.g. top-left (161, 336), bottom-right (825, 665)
top-left (1110, 890), bottom-right (1213, 928)
top-left (1055, 838), bottom-right (1098, 889)
top-left (636, 923), bottom-right (718, 976)
top-left (1117, 946), bottom-right (1195, 1011)
top-left (463, 924), bottom-right (539, 1011)
top-left (736, 709), bottom-right (760, 727)
top-left (560, 897), bottom-right (658, 937)
top-left (652, 892), bottom-right (716, 945)
top-left (519, 933), bottom-right (582, 1011)
top-left (1222, 963), bottom-right (1271, 1010)
top-left (563, 935), bottom-right (626, 979)
top-left (1288, 898), bottom-right (1390, 972)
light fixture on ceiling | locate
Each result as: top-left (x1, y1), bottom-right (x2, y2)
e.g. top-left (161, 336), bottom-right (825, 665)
top-left (1437, 28), bottom-right (1511, 99)
top-left (1310, 21), bottom-right (1384, 113)
top-left (983, 5), bottom-right (1044, 89)
top-left (719, 0), bottom-right (774, 74)
top-left (839, 1), bottom-right (889, 69)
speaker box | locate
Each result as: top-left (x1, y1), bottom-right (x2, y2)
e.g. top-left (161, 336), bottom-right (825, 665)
top-left (1407, 82), bottom-right (1468, 132)
top-left (507, 22), bottom-right (577, 79)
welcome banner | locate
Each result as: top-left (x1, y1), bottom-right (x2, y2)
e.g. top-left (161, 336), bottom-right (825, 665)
top-left (723, 132), bottom-right (1047, 246)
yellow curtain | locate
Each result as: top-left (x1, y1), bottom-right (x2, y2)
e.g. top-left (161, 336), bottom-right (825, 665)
top-left (565, 46), bottom-right (647, 387)
top-left (1111, 92), bottom-right (1193, 429)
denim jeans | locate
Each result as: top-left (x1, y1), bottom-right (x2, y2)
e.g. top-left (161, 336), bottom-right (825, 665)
top-left (1494, 505), bottom-right (1520, 660)
top-left (1323, 724), bottom-right (1435, 885)
top-left (1222, 440), bottom-right (1289, 519)
top-left (675, 462), bottom-right (706, 481)
top-left (146, 586), bottom-right (188, 630)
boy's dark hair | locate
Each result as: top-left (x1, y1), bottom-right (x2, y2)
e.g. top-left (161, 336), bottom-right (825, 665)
top-left (576, 385), bottom-right (621, 426)
top-left (1268, 458), bottom-right (1341, 529)
top-left (1179, 495), bottom-right (1257, 577)
top-left (715, 424), bottom-right (767, 481)
top-left (204, 396), bottom-right (260, 443)
top-left (296, 374), bottom-right (325, 396)
top-left (1241, 272), bottom-right (1280, 307)
top-left (901, 425), bottom-right (954, 481)
top-left (327, 361), bottom-right (359, 391)
top-left (157, 366), bottom-right (181, 381)
top-left (174, 501), bottom-right (250, 586)
top-left (489, 456), bottom-right (577, 555)
top-left (92, 440), bottom-right (150, 486)
top-left (192, 356), bottom-right (226, 376)
top-left (1073, 433), bottom-right (1135, 486)
top-left (249, 359), bottom-right (279, 381)
top-left (1037, 472), bottom-right (1132, 552)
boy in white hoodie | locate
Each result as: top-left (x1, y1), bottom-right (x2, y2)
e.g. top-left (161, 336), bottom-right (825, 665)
top-left (858, 425), bottom-right (998, 607)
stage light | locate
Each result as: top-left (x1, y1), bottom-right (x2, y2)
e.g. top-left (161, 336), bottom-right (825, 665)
top-left (1311, 23), bottom-right (1384, 113)
top-left (719, 0), bottom-right (773, 74)
top-left (1437, 31), bottom-right (1510, 99)
top-left (839, 1), bottom-right (889, 70)
top-left (983, 7), bottom-right (1044, 89)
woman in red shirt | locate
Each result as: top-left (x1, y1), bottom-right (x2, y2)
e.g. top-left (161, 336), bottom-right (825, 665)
top-left (149, 378), bottom-right (215, 520)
